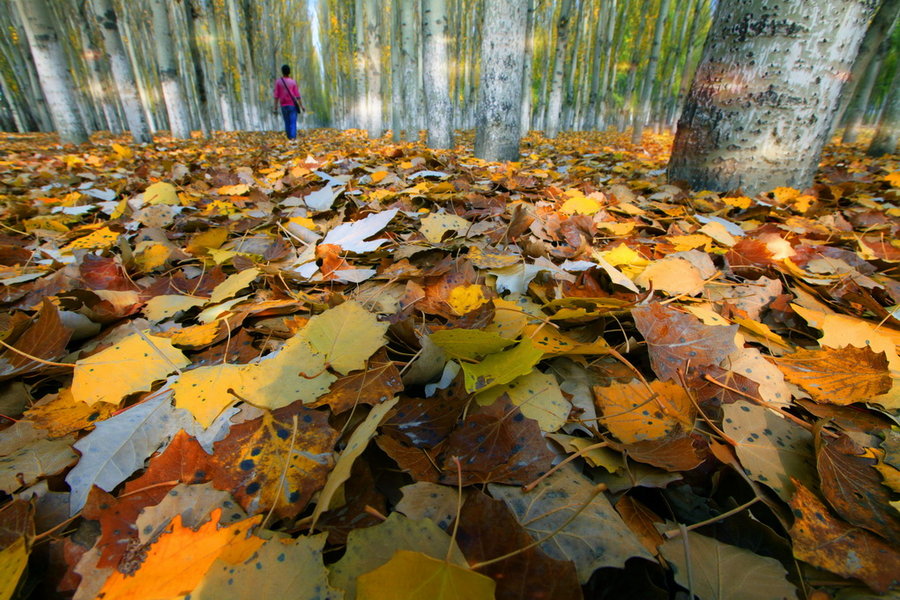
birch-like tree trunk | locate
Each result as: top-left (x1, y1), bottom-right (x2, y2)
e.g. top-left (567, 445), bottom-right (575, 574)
top-left (631, 0), bottom-right (670, 144)
top-left (545, 0), bottom-right (573, 138)
top-left (391, 0), bottom-right (403, 141)
top-left (422, 0), bottom-right (452, 148)
top-left (91, 0), bottom-right (151, 143)
top-left (363, 0), bottom-right (382, 137)
top-left (867, 66), bottom-right (900, 156)
top-left (520, 0), bottom-right (536, 133)
top-left (399, 0), bottom-right (421, 141)
top-left (13, 0), bottom-right (89, 144)
top-left (150, 0), bottom-right (191, 138)
top-left (619, 10), bottom-right (648, 131)
top-left (474, 0), bottom-right (527, 161)
top-left (841, 36), bottom-right (889, 144)
top-left (668, 0), bottom-right (879, 195)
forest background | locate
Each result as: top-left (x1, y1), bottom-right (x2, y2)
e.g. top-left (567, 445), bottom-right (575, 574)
top-left (2, 0), bottom-right (897, 152)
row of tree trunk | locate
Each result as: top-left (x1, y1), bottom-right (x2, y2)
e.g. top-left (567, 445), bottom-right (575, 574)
top-left (2, 0), bottom-right (898, 193)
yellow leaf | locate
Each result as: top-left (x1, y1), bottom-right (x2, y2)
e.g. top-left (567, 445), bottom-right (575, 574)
top-left (303, 301), bottom-right (388, 375)
top-left (523, 323), bottom-right (610, 355)
top-left (420, 213), bottom-right (471, 244)
top-left (142, 295), bottom-right (205, 322)
top-left (187, 228), bottom-right (229, 255)
top-left (771, 187), bottom-right (800, 203)
top-left (63, 226), bottom-right (120, 251)
top-left (209, 268), bottom-right (260, 304)
top-left (430, 328), bottom-right (515, 360)
top-left (239, 334), bottom-right (335, 410)
top-left (594, 379), bottom-right (695, 443)
top-left (25, 387), bottom-right (116, 437)
top-left (483, 298), bottom-right (527, 339)
top-left (0, 536), bottom-right (27, 600)
top-left (216, 184), bottom-right (250, 195)
top-left (371, 170), bottom-right (389, 183)
top-left (722, 196), bottom-right (752, 209)
top-left (560, 192), bottom-right (603, 215)
top-left (357, 550), bottom-right (495, 600)
top-left (143, 182), bottom-right (179, 205)
top-left (71, 333), bottom-right (190, 406)
top-left (476, 369), bottom-right (571, 432)
top-left (134, 242), bottom-right (171, 272)
top-left (884, 171), bottom-right (900, 188)
top-left (601, 243), bottom-right (648, 271)
top-left (164, 320), bottom-right (223, 349)
top-left (667, 234), bottom-right (712, 252)
top-left (172, 364), bottom-right (247, 427)
top-left (461, 339), bottom-right (544, 393)
top-left (446, 284), bottom-right (488, 316)
top-left (111, 143), bottom-right (132, 160)
top-left (634, 258), bottom-right (705, 296)
top-left (97, 511), bottom-right (263, 600)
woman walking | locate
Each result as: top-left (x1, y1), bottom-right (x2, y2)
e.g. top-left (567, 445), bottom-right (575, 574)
top-left (273, 65), bottom-right (306, 140)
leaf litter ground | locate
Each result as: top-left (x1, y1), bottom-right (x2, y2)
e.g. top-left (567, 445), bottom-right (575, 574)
top-left (0, 128), bottom-right (898, 599)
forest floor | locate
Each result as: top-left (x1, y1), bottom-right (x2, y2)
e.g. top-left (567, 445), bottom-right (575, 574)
top-left (0, 128), bottom-right (898, 599)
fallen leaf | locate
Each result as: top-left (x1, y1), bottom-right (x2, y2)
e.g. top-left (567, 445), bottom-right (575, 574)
top-left (775, 346), bottom-right (891, 404)
top-left (789, 479), bottom-right (900, 593)
top-left (356, 550), bottom-right (495, 600)
top-left (593, 379), bottom-right (694, 443)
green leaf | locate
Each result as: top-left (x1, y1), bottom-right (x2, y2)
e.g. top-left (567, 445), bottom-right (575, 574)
top-left (460, 339), bottom-right (543, 393)
top-left (304, 301), bottom-right (388, 374)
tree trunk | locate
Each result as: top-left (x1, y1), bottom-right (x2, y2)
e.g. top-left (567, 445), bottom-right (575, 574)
top-left (520, 0), bottom-right (536, 133)
top-left (631, 0), bottom-right (670, 144)
top-left (545, 0), bottom-right (573, 138)
top-left (399, 0), bottom-right (421, 141)
top-left (841, 36), bottom-right (890, 144)
top-left (831, 0), bottom-right (900, 135)
top-left (667, 0), bottom-right (877, 195)
top-left (674, 0), bottom-right (707, 123)
top-left (422, 0), bottom-right (453, 148)
top-left (619, 9), bottom-right (649, 131)
top-left (91, 0), bottom-right (152, 143)
top-left (474, 0), bottom-right (527, 161)
top-left (13, 0), bottom-right (89, 144)
top-left (364, 0), bottom-right (383, 137)
top-left (391, 0), bottom-right (403, 141)
top-left (150, 0), bottom-right (191, 138)
top-left (867, 66), bottom-right (900, 156)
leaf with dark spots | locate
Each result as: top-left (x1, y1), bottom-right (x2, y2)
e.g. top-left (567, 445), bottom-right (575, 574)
top-left (209, 402), bottom-right (338, 519)
top-left (437, 397), bottom-right (554, 486)
top-left (381, 379), bottom-right (469, 448)
top-left (316, 457), bottom-right (387, 545)
top-left (632, 303), bottom-right (738, 382)
top-left (815, 428), bottom-right (900, 541)
top-left (189, 328), bottom-right (260, 366)
top-left (375, 435), bottom-right (443, 483)
top-left (453, 491), bottom-right (583, 600)
top-left (789, 479), bottom-right (900, 593)
top-left (693, 365), bottom-right (761, 407)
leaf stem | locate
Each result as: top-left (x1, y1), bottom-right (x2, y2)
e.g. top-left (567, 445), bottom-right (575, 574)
top-left (662, 496), bottom-right (760, 539)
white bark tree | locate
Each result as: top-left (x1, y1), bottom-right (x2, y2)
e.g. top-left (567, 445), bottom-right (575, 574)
top-left (91, 0), bottom-right (152, 143)
top-left (474, 0), bottom-right (527, 161)
top-left (631, 0), bottom-right (671, 144)
top-left (422, 0), bottom-right (452, 148)
top-left (399, 0), bottom-right (421, 141)
top-left (150, 0), bottom-right (192, 138)
top-left (13, 0), bottom-right (89, 144)
top-left (545, 0), bottom-right (573, 138)
top-left (364, 0), bottom-right (382, 137)
top-left (668, 0), bottom-right (879, 195)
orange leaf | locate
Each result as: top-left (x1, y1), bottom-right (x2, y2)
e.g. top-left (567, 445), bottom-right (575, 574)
top-left (97, 509), bottom-right (263, 600)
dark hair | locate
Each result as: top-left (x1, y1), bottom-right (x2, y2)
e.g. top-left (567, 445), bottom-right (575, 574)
top-left (281, 65), bottom-right (290, 76)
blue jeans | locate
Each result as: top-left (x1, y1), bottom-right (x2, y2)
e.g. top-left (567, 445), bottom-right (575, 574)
top-left (281, 105), bottom-right (298, 139)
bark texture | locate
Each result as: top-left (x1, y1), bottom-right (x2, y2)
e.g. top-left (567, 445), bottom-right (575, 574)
top-left (13, 0), bottom-right (89, 144)
top-left (422, 0), bottom-right (452, 148)
top-left (668, 0), bottom-right (879, 195)
top-left (92, 0), bottom-right (151, 143)
top-left (364, 0), bottom-right (382, 137)
top-left (474, 0), bottom-right (527, 161)
top-left (867, 66), bottom-right (900, 155)
top-left (545, 0), bottom-right (573, 138)
top-left (151, 0), bottom-right (192, 138)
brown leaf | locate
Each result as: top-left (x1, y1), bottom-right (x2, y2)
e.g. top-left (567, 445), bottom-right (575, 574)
top-left (789, 479), bottom-right (900, 593)
top-left (614, 495), bottom-right (664, 556)
top-left (437, 397), bottom-right (553, 486)
top-left (775, 346), bottom-right (891, 404)
top-left (815, 428), bottom-right (900, 541)
top-left (612, 433), bottom-right (707, 472)
top-left (0, 299), bottom-right (72, 381)
top-left (453, 490), bottom-right (583, 600)
top-left (632, 303), bottom-right (738, 382)
top-left (311, 348), bottom-right (403, 413)
top-left (593, 379), bottom-right (695, 443)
